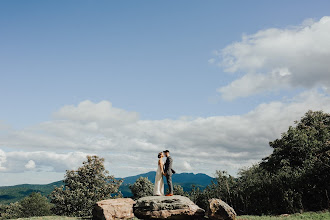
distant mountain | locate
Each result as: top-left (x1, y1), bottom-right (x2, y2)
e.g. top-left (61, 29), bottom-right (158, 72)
top-left (119, 171), bottom-right (213, 185)
top-left (0, 172), bottom-right (214, 204)
top-left (0, 181), bottom-right (64, 204)
top-left (117, 171), bottom-right (214, 197)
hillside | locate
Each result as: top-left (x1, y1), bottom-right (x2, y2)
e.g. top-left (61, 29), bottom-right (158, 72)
top-left (0, 181), bottom-right (63, 204)
top-left (119, 171), bottom-right (213, 197)
top-left (0, 172), bottom-right (213, 204)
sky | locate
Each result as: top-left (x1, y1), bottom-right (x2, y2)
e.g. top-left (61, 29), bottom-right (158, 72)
top-left (1, 0), bottom-right (330, 186)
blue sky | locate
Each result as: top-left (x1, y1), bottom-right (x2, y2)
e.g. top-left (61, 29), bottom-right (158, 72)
top-left (1, 1), bottom-right (330, 185)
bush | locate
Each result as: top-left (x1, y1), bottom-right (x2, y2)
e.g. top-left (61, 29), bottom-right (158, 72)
top-left (0, 202), bottom-right (22, 220)
top-left (0, 192), bottom-right (52, 219)
top-left (173, 184), bottom-right (188, 197)
top-left (19, 192), bottom-right (53, 217)
top-left (129, 177), bottom-right (154, 199)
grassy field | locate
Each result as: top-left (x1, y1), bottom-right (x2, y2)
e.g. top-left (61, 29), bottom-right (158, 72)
top-left (9, 211), bottom-right (330, 220)
top-left (237, 211), bottom-right (330, 220)
top-left (13, 217), bottom-right (80, 220)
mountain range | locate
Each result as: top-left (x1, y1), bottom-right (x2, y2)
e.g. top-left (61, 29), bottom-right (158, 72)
top-left (0, 171), bottom-right (214, 204)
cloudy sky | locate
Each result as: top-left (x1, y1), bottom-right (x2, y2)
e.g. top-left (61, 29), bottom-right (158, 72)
top-left (1, 1), bottom-right (330, 186)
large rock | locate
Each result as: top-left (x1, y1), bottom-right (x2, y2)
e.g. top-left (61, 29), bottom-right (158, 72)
top-left (134, 195), bottom-right (205, 220)
top-left (92, 198), bottom-right (136, 220)
top-left (206, 199), bottom-right (236, 220)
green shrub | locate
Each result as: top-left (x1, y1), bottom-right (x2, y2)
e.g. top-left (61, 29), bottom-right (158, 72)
top-left (0, 192), bottom-right (52, 219)
top-left (19, 192), bottom-right (53, 217)
top-left (129, 177), bottom-right (154, 199)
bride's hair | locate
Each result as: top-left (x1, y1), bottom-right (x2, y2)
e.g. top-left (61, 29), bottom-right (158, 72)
top-left (158, 152), bottom-right (163, 158)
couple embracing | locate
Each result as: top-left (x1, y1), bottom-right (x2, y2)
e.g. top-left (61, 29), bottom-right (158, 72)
top-left (153, 150), bottom-right (176, 196)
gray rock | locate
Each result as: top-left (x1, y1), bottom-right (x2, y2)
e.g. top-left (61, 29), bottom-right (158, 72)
top-left (206, 199), bottom-right (236, 220)
top-left (134, 195), bottom-right (205, 220)
top-left (93, 198), bottom-right (136, 220)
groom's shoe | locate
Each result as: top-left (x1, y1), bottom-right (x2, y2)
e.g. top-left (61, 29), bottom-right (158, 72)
top-left (166, 193), bottom-right (173, 196)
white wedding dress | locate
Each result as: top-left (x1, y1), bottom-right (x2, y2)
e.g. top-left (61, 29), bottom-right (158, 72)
top-left (153, 159), bottom-right (164, 196)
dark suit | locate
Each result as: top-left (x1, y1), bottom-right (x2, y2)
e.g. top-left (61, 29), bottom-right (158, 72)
top-left (164, 156), bottom-right (174, 194)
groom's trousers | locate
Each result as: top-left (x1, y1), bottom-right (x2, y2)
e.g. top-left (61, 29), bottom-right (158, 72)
top-left (166, 174), bottom-right (173, 194)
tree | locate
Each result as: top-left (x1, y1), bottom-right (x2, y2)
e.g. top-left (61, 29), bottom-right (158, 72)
top-left (261, 110), bottom-right (330, 212)
top-left (0, 193), bottom-right (52, 219)
top-left (0, 202), bottom-right (22, 220)
top-left (188, 185), bottom-right (209, 210)
top-left (173, 184), bottom-right (188, 197)
top-left (19, 192), bottom-right (53, 217)
top-left (197, 111), bottom-right (330, 215)
top-left (129, 177), bottom-right (154, 199)
top-left (50, 155), bottom-right (122, 217)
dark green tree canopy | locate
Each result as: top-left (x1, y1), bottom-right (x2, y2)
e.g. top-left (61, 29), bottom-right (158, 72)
top-left (189, 111), bottom-right (330, 215)
top-left (262, 110), bottom-right (330, 172)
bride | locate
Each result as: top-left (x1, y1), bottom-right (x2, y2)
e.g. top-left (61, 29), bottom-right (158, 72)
top-left (153, 152), bottom-right (165, 196)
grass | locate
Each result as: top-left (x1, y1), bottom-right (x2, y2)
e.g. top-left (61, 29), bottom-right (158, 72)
top-left (9, 211), bottom-right (330, 220)
top-left (12, 217), bottom-right (81, 220)
top-left (237, 211), bottom-right (330, 220)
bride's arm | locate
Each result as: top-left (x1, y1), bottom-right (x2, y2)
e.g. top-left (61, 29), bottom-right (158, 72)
top-left (159, 160), bottom-right (165, 175)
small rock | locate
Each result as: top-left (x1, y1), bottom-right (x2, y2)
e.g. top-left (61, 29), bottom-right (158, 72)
top-left (206, 199), bottom-right (236, 220)
top-left (134, 195), bottom-right (205, 219)
top-left (93, 198), bottom-right (136, 220)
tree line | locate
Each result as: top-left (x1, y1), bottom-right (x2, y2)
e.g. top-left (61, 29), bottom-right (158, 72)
top-left (189, 111), bottom-right (330, 215)
top-left (1, 110), bottom-right (329, 219)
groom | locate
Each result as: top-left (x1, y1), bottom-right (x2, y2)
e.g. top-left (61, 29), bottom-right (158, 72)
top-left (163, 150), bottom-right (175, 196)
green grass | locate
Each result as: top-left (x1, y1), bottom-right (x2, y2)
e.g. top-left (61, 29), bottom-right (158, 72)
top-left (8, 211), bottom-right (330, 220)
top-left (238, 211), bottom-right (330, 220)
top-left (12, 217), bottom-right (81, 220)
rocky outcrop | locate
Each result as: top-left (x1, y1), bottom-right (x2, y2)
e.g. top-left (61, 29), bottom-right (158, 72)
top-left (206, 199), bottom-right (236, 220)
top-left (92, 198), bottom-right (136, 220)
top-left (134, 195), bottom-right (205, 219)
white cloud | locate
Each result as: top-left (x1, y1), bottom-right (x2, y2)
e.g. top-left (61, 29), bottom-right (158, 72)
top-left (53, 100), bottom-right (139, 125)
top-left (182, 161), bottom-right (192, 171)
top-left (0, 149), bottom-right (6, 171)
top-left (212, 16), bottom-right (330, 100)
top-left (0, 92), bottom-right (329, 184)
top-left (25, 160), bottom-right (36, 169)
top-left (0, 151), bottom-right (89, 173)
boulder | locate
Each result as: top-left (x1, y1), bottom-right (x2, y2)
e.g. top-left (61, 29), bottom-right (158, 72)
top-left (92, 198), bottom-right (136, 220)
top-left (206, 199), bottom-right (236, 220)
top-left (134, 195), bottom-right (205, 220)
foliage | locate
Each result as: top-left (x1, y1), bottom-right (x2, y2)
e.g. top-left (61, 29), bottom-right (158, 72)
top-left (49, 155), bottom-right (122, 217)
top-left (188, 185), bottom-right (208, 210)
top-left (165, 184), bottom-right (189, 196)
top-left (188, 111), bottom-right (330, 215)
top-left (0, 192), bottom-right (52, 219)
top-left (261, 110), bottom-right (330, 212)
top-left (173, 184), bottom-right (188, 196)
top-left (129, 177), bottom-right (154, 199)
top-left (0, 202), bottom-right (23, 220)
top-left (19, 192), bottom-right (53, 218)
